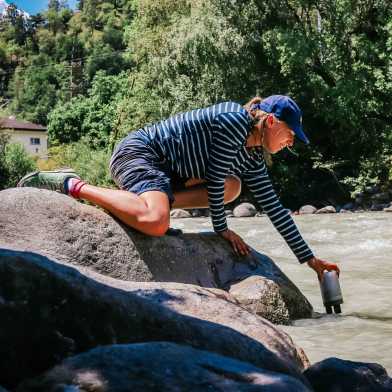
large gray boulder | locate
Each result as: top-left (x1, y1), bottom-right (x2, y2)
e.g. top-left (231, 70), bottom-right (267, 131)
top-left (0, 188), bottom-right (313, 321)
top-left (371, 192), bottom-right (390, 203)
top-left (0, 248), bottom-right (310, 389)
top-left (170, 208), bottom-right (192, 218)
top-left (233, 202), bottom-right (257, 217)
top-left (299, 205), bottom-right (317, 215)
top-left (315, 206), bottom-right (336, 214)
top-left (18, 343), bottom-right (311, 392)
top-left (304, 357), bottom-right (392, 392)
top-left (229, 276), bottom-right (291, 325)
top-left (384, 205), bottom-right (392, 212)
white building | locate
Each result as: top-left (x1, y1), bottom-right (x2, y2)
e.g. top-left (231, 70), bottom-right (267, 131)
top-left (0, 116), bottom-right (48, 158)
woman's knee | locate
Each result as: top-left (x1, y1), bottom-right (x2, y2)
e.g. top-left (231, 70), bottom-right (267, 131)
top-left (224, 175), bottom-right (241, 204)
top-left (136, 205), bottom-right (170, 236)
top-left (137, 191), bottom-right (170, 235)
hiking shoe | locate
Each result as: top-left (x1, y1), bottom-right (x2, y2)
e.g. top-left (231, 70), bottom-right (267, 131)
top-left (17, 169), bottom-right (81, 195)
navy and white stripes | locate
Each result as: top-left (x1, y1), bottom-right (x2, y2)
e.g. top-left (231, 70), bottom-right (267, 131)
top-left (142, 101), bottom-right (314, 263)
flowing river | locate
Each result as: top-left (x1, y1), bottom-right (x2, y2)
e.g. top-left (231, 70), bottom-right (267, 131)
top-left (173, 212), bottom-right (392, 373)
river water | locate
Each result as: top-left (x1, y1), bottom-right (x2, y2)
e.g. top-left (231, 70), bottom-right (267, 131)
top-left (173, 212), bottom-right (392, 372)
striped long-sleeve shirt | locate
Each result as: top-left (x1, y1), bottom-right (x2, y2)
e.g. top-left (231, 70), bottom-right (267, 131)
top-left (143, 101), bottom-right (314, 263)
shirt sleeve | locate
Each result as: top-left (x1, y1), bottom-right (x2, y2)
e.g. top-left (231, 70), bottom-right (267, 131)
top-left (205, 111), bottom-right (249, 232)
top-left (242, 162), bottom-right (314, 263)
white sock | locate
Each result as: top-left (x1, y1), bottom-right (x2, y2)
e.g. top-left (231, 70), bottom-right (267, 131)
top-left (66, 177), bottom-right (80, 195)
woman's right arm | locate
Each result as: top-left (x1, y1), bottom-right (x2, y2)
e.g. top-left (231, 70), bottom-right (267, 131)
top-left (205, 112), bottom-right (249, 233)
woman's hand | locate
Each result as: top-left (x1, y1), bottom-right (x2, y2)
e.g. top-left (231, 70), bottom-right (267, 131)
top-left (307, 257), bottom-right (340, 281)
top-left (219, 229), bottom-right (251, 256)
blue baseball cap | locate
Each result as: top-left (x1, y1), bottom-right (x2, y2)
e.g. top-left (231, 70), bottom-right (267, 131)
top-left (252, 95), bottom-right (310, 144)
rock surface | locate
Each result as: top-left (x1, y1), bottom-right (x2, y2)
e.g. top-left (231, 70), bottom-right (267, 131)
top-left (170, 208), bottom-right (192, 218)
top-left (315, 206), bottom-right (336, 214)
top-left (370, 202), bottom-right (390, 211)
top-left (299, 205), bottom-right (317, 215)
top-left (0, 248), bottom-right (310, 389)
top-left (371, 192), bottom-right (390, 203)
top-left (233, 202), bottom-right (257, 217)
top-left (190, 208), bottom-right (210, 217)
top-left (229, 276), bottom-right (290, 325)
top-left (342, 202), bottom-right (355, 210)
top-left (365, 185), bottom-right (380, 195)
top-left (18, 343), bottom-right (311, 392)
top-left (339, 209), bottom-right (353, 213)
top-left (0, 188), bottom-right (313, 321)
top-left (304, 357), bottom-right (392, 392)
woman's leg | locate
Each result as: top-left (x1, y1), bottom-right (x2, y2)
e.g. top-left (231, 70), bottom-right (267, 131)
top-left (78, 185), bottom-right (170, 237)
top-left (78, 174), bottom-right (240, 233)
top-left (172, 175), bottom-right (241, 209)
top-left (18, 169), bottom-right (239, 236)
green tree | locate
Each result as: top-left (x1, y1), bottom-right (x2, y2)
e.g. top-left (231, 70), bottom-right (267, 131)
top-left (258, 0), bottom-right (392, 204)
top-left (0, 4), bottom-right (28, 45)
top-left (1, 0), bottom-right (392, 205)
top-left (9, 55), bottom-right (69, 125)
top-left (48, 71), bottom-right (131, 146)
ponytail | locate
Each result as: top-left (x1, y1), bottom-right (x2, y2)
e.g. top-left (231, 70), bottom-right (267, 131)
top-left (243, 96), bottom-right (263, 116)
top-left (243, 96), bottom-right (269, 126)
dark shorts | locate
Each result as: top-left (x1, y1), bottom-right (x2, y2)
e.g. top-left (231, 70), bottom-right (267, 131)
top-left (109, 130), bottom-right (187, 206)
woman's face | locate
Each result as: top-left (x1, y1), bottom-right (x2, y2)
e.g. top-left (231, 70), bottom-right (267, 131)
top-left (256, 114), bottom-right (295, 154)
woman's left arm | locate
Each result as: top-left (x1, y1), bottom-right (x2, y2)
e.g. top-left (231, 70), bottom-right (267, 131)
top-left (242, 164), bottom-right (314, 263)
top-left (242, 164), bottom-right (339, 274)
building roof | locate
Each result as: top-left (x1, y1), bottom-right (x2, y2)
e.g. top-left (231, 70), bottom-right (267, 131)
top-left (0, 117), bottom-right (47, 132)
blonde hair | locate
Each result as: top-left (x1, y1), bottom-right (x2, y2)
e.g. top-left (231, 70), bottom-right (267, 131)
top-left (243, 96), bottom-right (273, 166)
top-left (243, 96), bottom-right (269, 125)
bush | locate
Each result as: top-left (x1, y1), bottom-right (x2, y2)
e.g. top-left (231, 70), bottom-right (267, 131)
top-left (0, 142), bottom-right (37, 189)
top-left (0, 133), bottom-right (9, 189)
top-left (38, 139), bottom-right (115, 188)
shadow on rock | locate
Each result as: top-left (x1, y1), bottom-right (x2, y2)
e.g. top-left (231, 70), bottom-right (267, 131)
top-left (0, 248), bottom-right (309, 389)
top-left (18, 342), bottom-right (312, 392)
top-left (304, 357), bottom-right (392, 392)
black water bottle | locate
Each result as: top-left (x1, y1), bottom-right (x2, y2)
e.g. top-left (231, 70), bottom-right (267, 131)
top-left (319, 270), bottom-right (343, 314)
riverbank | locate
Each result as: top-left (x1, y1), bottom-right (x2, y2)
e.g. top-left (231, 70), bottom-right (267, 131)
top-left (171, 199), bottom-right (392, 219)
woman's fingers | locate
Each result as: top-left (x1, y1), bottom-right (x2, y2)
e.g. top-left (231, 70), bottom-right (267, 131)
top-left (235, 238), bottom-right (250, 256)
top-left (231, 240), bottom-right (239, 255)
top-left (221, 229), bottom-right (251, 256)
top-left (321, 260), bottom-right (341, 276)
top-left (241, 242), bottom-right (250, 255)
top-left (237, 242), bottom-right (245, 255)
top-left (231, 239), bottom-right (243, 255)
top-left (332, 264), bottom-right (340, 275)
top-left (318, 260), bottom-right (341, 279)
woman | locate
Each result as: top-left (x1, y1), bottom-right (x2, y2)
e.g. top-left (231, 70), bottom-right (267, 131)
top-left (18, 95), bottom-right (340, 280)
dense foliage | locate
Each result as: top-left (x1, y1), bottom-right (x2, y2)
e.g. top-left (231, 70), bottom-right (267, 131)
top-left (0, 135), bottom-right (37, 189)
top-left (0, 0), bottom-right (391, 207)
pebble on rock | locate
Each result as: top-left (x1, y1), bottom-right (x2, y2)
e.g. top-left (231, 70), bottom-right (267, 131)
top-left (170, 209), bottom-right (192, 218)
top-left (315, 206), bottom-right (336, 214)
top-left (233, 202), bottom-right (257, 217)
top-left (299, 205), bottom-right (317, 215)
